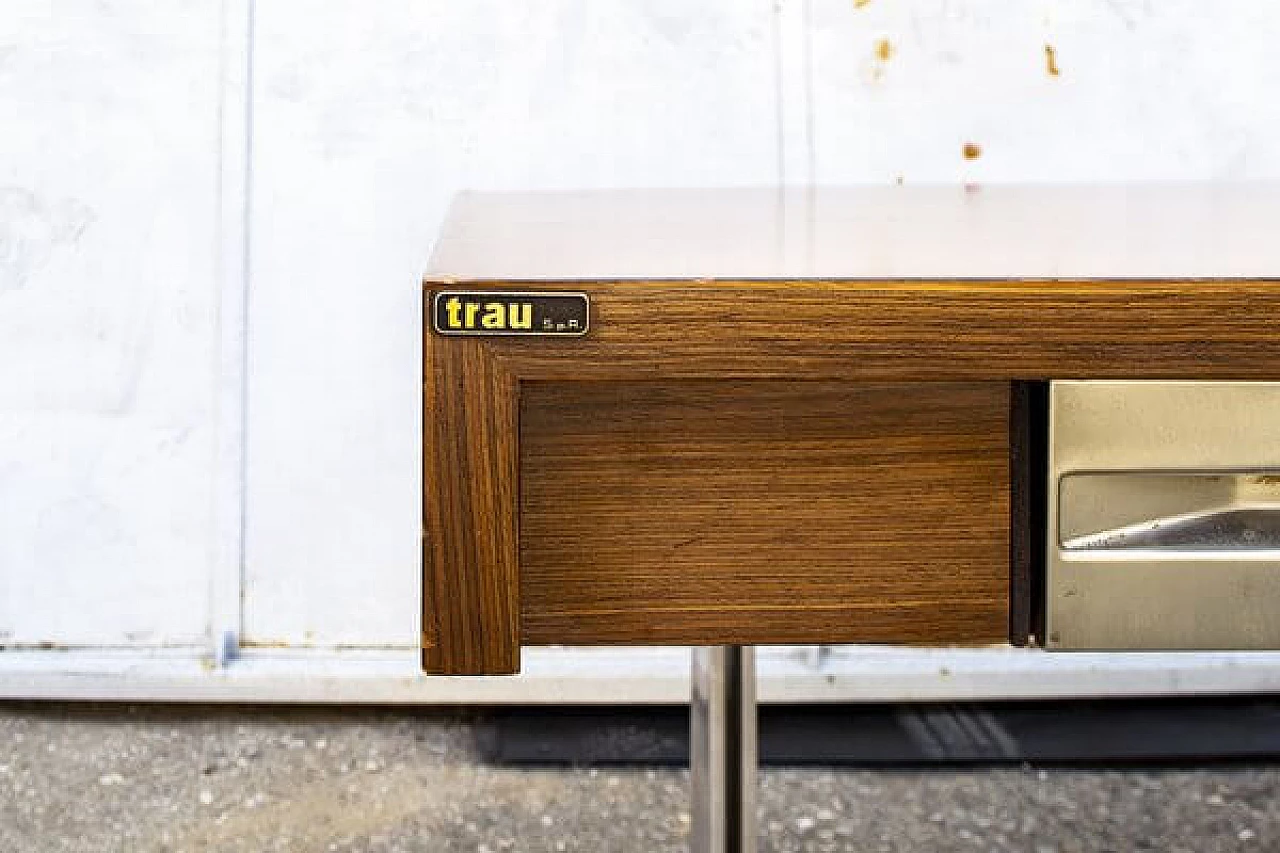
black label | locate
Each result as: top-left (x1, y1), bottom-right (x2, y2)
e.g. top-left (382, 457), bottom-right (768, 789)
top-left (431, 291), bottom-right (590, 337)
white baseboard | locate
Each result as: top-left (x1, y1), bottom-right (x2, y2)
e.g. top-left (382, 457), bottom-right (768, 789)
top-left (4, 645), bottom-right (1280, 704)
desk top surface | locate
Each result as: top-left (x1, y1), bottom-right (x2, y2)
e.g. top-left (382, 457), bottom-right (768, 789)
top-left (428, 184), bottom-right (1280, 282)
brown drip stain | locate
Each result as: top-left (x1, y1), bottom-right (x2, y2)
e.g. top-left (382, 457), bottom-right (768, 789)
top-left (875, 38), bottom-right (893, 61)
top-left (1045, 44), bottom-right (1060, 76)
top-left (962, 142), bottom-right (982, 160)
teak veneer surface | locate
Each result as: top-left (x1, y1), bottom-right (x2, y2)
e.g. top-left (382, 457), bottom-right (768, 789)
top-left (472, 279), bottom-right (1280, 381)
top-left (422, 187), bottom-right (1280, 675)
top-left (519, 380), bottom-right (1010, 647)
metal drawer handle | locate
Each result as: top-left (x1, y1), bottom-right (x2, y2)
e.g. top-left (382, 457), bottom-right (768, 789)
top-left (1060, 472), bottom-right (1280, 551)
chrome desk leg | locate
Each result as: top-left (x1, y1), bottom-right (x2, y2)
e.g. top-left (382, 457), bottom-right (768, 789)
top-left (690, 646), bottom-right (757, 853)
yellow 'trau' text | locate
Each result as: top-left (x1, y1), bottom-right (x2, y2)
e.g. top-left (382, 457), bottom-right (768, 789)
top-left (442, 297), bottom-right (532, 331)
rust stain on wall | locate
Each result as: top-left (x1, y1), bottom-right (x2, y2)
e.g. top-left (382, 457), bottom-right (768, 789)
top-left (1045, 44), bottom-right (1061, 76)
top-left (963, 142), bottom-right (983, 160)
top-left (875, 38), bottom-right (894, 62)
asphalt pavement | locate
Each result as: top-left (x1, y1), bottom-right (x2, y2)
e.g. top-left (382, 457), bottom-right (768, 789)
top-left (2, 703), bottom-right (1277, 852)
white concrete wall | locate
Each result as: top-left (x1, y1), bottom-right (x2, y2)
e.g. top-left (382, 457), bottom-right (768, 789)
top-left (0, 1), bottom-right (223, 647)
top-left (3, 0), bottom-right (1280, 699)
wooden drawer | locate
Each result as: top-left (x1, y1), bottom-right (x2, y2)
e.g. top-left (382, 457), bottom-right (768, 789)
top-left (520, 380), bottom-right (1011, 648)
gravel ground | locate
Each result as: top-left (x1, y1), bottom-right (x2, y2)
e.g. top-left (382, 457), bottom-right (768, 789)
top-left (1, 704), bottom-right (1277, 852)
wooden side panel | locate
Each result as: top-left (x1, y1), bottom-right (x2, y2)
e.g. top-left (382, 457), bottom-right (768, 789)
top-left (422, 337), bottom-right (521, 674)
top-left (519, 380), bottom-right (1010, 646)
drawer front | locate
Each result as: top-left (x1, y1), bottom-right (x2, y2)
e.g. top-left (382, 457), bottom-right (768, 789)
top-left (1048, 381), bottom-right (1280, 650)
top-left (520, 380), bottom-right (1011, 647)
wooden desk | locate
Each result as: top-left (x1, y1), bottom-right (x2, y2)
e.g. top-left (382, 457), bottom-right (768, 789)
top-left (422, 186), bottom-right (1280, 675)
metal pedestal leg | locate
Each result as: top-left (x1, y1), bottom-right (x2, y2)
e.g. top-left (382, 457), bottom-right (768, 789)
top-left (690, 646), bottom-right (757, 853)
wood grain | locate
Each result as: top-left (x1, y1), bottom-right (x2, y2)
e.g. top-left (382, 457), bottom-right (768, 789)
top-left (421, 334), bottom-right (520, 674)
top-left (481, 280), bottom-right (1280, 381)
top-left (519, 381), bottom-right (1010, 646)
top-left (424, 276), bottom-right (1280, 674)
